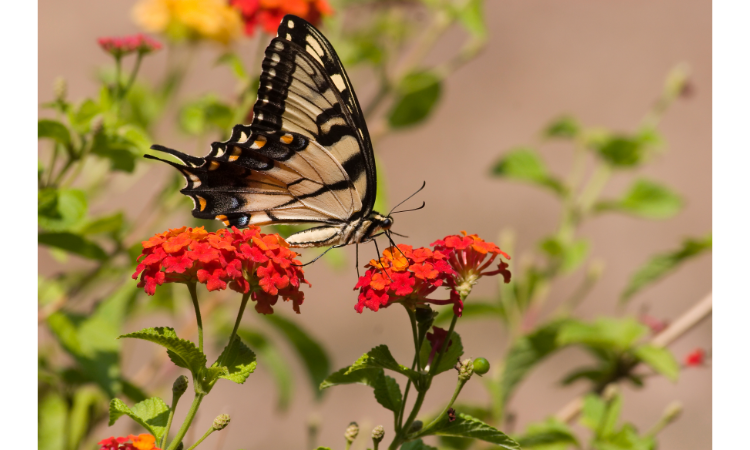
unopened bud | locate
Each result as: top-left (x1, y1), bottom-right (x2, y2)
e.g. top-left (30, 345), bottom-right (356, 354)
top-left (174, 443), bottom-right (183, 450)
top-left (409, 420), bottom-right (423, 433)
top-left (415, 306), bottom-right (435, 324)
top-left (371, 425), bottom-right (385, 444)
top-left (662, 401), bottom-right (683, 423)
top-left (213, 414), bottom-right (230, 431)
top-left (458, 358), bottom-right (474, 382)
top-left (344, 422), bottom-right (359, 443)
top-left (172, 375), bottom-right (188, 397)
top-left (53, 77), bottom-right (67, 102)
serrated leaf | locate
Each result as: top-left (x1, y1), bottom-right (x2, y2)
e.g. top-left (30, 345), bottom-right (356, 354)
top-left (517, 418), bottom-right (580, 449)
top-left (265, 314), bottom-right (330, 399)
top-left (373, 372), bottom-right (402, 412)
top-left (39, 391), bottom-right (68, 450)
top-left (237, 328), bottom-right (294, 410)
top-left (597, 179), bottom-right (682, 219)
top-left (500, 321), bottom-right (567, 405)
top-left (108, 397), bottom-right (170, 441)
top-left (39, 119), bottom-right (71, 147)
top-left (214, 337), bottom-right (257, 384)
top-left (633, 345), bottom-right (679, 382)
top-left (39, 232), bottom-right (107, 260)
top-left (38, 188), bottom-right (88, 232)
top-left (544, 115), bottom-right (580, 139)
top-left (348, 345), bottom-right (419, 382)
top-left (620, 234), bottom-right (711, 303)
top-left (429, 413), bottom-right (520, 449)
top-left (320, 366), bottom-right (383, 390)
top-left (419, 331), bottom-right (464, 374)
top-left (120, 327), bottom-right (206, 375)
top-left (388, 71), bottom-right (442, 129)
top-left (402, 439), bottom-right (438, 450)
top-left (594, 423), bottom-right (654, 450)
top-left (178, 95), bottom-right (233, 136)
top-left (557, 318), bottom-right (647, 352)
top-left (491, 148), bottom-right (564, 194)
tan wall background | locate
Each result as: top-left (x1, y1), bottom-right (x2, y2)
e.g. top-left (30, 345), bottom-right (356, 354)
top-left (40, 1), bottom-right (711, 449)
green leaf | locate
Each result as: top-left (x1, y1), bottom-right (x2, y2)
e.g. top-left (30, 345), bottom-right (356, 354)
top-left (77, 212), bottom-right (124, 236)
top-left (348, 345), bottom-right (419, 382)
top-left (598, 393), bottom-right (623, 438)
top-left (46, 285), bottom-right (136, 396)
top-left (620, 234), bottom-right (711, 303)
top-left (455, 0), bottom-right (487, 39)
top-left (633, 345), bottom-right (679, 382)
top-left (402, 439), bottom-right (438, 450)
top-left (213, 336), bottom-right (257, 384)
top-left (592, 131), bottom-right (661, 168)
top-left (544, 115), bottom-right (580, 139)
top-left (539, 237), bottom-right (590, 273)
top-left (557, 318), bottom-right (647, 352)
top-left (265, 314), bottom-right (330, 399)
top-left (38, 188), bottom-right (88, 232)
top-left (388, 71), bottom-right (442, 129)
top-left (419, 331), bottom-right (464, 374)
top-left (39, 232), bottom-right (107, 260)
top-left (108, 397), bottom-right (170, 441)
top-left (216, 52), bottom-right (248, 81)
top-left (91, 132), bottom-right (139, 172)
top-left (580, 394), bottom-right (606, 431)
top-left (121, 125), bottom-right (152, 154)
top-left (320, 366), bottom-right (384, 390)
top-left (119, 327), bottom-right (206, 375)
top-left (237, 328), bottom-right (294, 410)
top-left (435, 301), bottom-right (502, 325)
top-left (500, 321), bottom-right (568, 405)
top-left (429, 413), bottom-right (520, 449)
top-left (39, 391), bottom-right (68, 450)
top-left (68, 386), bottom-right (104, 450)
top-left (68, 99), bottom-right (101, 134)
top-left (39, 119), bottom-right (71, 147)
top-left (594, 424), bottom-right (654, 450)
top-left (596, 179), bottom-right (682, 219)
top-left (373, 372), bottom-right (402, 412)
top-left (491, 148), bottom-right (564, 194)
top-left (179, 95), bottom-right (234, 136)
top-left (517, 418), bottom-right (580, 449)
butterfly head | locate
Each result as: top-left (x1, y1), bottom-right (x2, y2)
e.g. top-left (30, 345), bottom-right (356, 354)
top-left (371, 212), bottom-right (394, 232)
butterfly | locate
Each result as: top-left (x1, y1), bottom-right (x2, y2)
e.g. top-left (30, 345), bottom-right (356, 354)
top-left (146, 15), bottom-right (422, 260)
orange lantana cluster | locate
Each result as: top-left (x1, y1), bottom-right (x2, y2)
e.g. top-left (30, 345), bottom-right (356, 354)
top-left (230, 0), bottom-right (333, 36)
top-left (431, 231), bottom-right (512, 286)
top-left (99, 434), bottom-right (159, 450)
top-left (132, 226), bottom-right (310, 314)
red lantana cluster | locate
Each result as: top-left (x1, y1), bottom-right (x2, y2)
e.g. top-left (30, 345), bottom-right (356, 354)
top-left (133, 226), bottom-right (310, 314)
top-left (99, 434), bottom-right (159, 450)
top-left (684, 348), bottom-right (707, 367)
top-left (98, 34), bottom-right (162, 57)
top-left (230, 0), bottom-right (333, 36)
top-left (354, 232), bottom-right (511, 316)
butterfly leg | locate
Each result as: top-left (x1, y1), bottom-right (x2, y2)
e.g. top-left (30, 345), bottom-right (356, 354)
top-left (355, 243), bottom-right (360, 278)
top-left (294, 244), bottom-right (344, 267)
top-left (372, 238), bottom-right (393, 282)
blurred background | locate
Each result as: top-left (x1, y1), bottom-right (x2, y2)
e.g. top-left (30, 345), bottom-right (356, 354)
top-left (39, 1), bottom-right (711, 449)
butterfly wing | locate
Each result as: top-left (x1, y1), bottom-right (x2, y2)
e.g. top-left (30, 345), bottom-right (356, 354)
top-left (146, 15), bottom-right (377, 236)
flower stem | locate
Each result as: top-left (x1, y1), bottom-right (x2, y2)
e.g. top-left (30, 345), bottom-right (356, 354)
top-left (220, 292), bottom-right (250, 366)
top-left (161, 389), bottom-right (184, 449)
top-left (166, 393), bottom-right (205, 450)
top-left (122, 51), bottom-right (144, 100)
top-left (407, 307), bottom-right (421, 372)
top-left (187, 282), bottom-right (203, 353)
top-left (413, 377), bottom-right (468, 438)
top-left (185, 426), bottom-right (214, 450)
top-left (114, 55), bottom-right (122, 115)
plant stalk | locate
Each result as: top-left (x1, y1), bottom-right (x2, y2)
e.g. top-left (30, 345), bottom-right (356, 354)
top-left (166, 393), bottom-right (205, 450)
top-left (187, 282), bottom-right (203, 353)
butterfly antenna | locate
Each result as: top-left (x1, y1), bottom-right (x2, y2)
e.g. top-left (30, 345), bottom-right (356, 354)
top-left (388, 181), bottom-right (426, 216)
top-left (391, 201), bottom-right (426, 215)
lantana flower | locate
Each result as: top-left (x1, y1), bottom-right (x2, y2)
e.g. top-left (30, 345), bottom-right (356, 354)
top-left (684, 348), bottom-right (707, 367)
top-left (353, 244), bottom-right (461, 315)
top-left (98, 34), bottom-right (162, 58)
top-left (431, 231), bottom-right (512, 300)
top-left (132, 226), bottom-right (310, 314)
top-left (98, 434), bottom-right (160, 450)
top-left (133, 0), bottom-right (243, 45)
top-left (230, 0), bottom-right (333, 36)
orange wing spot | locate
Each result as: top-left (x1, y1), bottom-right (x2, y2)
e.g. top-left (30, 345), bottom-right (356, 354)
top-left (197, 196), bottom-right (207, 211)
top-left (209, 161), bottom-right (220, 171)
top-left (215, 214), bottom-right (230, 226)
top-left (280, 134), bottom-right (294, 144)
top-left (228, 146), bottom-right (242, 162)
top-left (253, 135), bottom-right (267, 148)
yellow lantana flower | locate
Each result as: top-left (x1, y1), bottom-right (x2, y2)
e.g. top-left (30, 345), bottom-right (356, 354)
top-left (133, 0), bottom-right (242, 45)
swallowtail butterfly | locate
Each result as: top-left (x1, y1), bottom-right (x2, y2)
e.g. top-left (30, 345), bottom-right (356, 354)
top-left (147, 14), bottom-right (416, 252)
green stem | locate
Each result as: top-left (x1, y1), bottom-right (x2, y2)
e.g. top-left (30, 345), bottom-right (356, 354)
top-left (187, 282), bottom-right (203, 353)
top-left (429, 313), bottom-right (458, 375)
top-left (122, 51), bottom-right (144, 100)
top-left (397, 355), bottom-right (417, 431)
top-left (407, 307), bottom-right (421, 372)
top-left (45, 142), bottom-right (60, 187)
top-left (185, 426), bottom-right (214, 450)
top-left (220, 292), bottom-right (250, 366)
top-left (166, 393), bottom-right (205, 450)
top-left (578, 164), bottom-right (612, 215)
top-left (114, 55), bottom-right (122, 115)
top-left (391, 389), bottom-right (427, 450)
top-left (413, 377), bottom-right (468, 438)
top-left (161, 389), bottom-right (183, 449)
